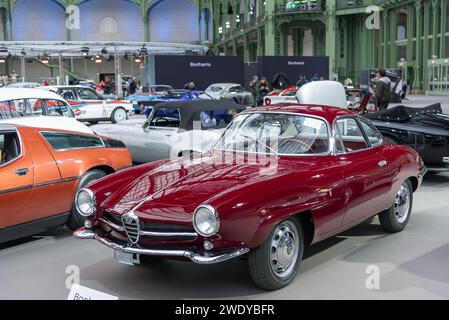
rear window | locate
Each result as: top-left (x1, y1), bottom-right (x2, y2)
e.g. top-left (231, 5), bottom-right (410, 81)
top-left (41, 132), bottom-right (104, 150)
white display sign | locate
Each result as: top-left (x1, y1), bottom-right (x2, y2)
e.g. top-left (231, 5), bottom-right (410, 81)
top-left (67, 284), bottom-right (119, 300)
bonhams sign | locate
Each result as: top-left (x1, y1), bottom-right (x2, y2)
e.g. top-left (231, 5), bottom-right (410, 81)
top-left (190, 62), bottom-right (212, 68)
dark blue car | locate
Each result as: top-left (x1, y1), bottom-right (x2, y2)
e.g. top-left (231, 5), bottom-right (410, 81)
top-left (126, 85), bottom-right (174, 114)
top-left (143, 90), bottom-right (213, 117)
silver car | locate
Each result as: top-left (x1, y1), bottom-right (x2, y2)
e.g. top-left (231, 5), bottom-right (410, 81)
top-left (205, 83), bottom-right (254, 107)
top-left (90, 100), bottom-right (245, 163)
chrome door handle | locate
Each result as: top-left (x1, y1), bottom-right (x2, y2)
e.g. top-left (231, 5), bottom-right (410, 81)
top-left (15, 168), bottom-right (29, 176)
top-left (378, 160), bottom-right (388, 168)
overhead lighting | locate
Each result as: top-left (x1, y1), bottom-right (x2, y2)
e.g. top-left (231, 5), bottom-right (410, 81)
top-left (225, 21), bottom-right (231, 29)
top-left (0, 58), bottom-right (5, 64)
top-left (139, 45), bottom-right (148, 55)
top-left (101, 47), bottom-right (108, 55)
top-left (218, 26), bottom-right (223, 34)
top-left (94, 54), bottom-right (102, 63)
top-left (236, 15), bottom-right (240, 23)
top-left (21, 49), bottom-right (26, 56)
top-left (81, 46), bottom-right (89, 57)
top-left (134, 55), bottom-right (142, 63)
top-left (41, 53), bottom-right (50, 64)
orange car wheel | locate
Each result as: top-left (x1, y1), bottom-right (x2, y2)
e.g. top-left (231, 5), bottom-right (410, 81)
top-left (66, 170), bottom-right (107, 230)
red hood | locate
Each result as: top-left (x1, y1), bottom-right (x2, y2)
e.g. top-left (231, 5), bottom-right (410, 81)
top-left (100, 152), bottom-right (305, 224)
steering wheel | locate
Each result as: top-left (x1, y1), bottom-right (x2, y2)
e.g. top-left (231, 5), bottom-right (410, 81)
top-left (290, 138), bottom-right (316, 153)
top-left (154, 117), bottom-right (170, 126)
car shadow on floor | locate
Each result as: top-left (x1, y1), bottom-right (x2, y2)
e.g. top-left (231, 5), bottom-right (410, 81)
top-left (78, 221), bottom-right (390, 299)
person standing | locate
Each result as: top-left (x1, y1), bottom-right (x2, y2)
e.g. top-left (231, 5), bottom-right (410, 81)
top-left (258, 77), bottom-right (270, 106)
top-left (129, 79), bottom-right (138, 95)
top-left (249, 75), bottom-right (260, 107)
top-left (375, 68), bottom-right (391, 111)
top-left (296, 74), bottom-right (308, 87)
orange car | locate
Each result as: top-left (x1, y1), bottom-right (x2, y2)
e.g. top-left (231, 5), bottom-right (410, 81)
top-left (0, 124), bottom-right (132, 243)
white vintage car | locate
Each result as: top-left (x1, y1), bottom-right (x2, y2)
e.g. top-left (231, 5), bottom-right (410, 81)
top-left (45, 86), bottom-right (134, 124)
top-left (0, 88), bottom-right (93, 134)
top-left (91, 100), bottom-right (245, 163)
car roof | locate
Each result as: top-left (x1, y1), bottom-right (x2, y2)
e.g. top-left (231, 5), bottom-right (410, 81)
top-left (208, 83), bottom-right (241, 87)
top-left (0, 116), bottom-right (93, 134)
top-left (153, 100), bottom-right (244, 130)
top-left (46, 85), bottom-right (88, 89)
top-left (244, 104), bottom-right (356, 123)
top-left (0, 88), bottom-right (67, 102)
top-left (0, 123), bottom-right (16, 131)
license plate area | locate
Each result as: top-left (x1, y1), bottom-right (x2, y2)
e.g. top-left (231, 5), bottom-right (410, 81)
top-left (114, 250), bottom-right (140, 266)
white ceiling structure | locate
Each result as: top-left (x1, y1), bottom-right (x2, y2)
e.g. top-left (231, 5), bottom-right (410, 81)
top-left (0, 41), bottom-right (209, 57)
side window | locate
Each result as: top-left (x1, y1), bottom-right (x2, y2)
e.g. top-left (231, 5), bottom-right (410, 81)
top-left (76, 88), bottom-right (101, 100)
top-left (149, 108), bottom-right (180, 128)
top-left (229, 86), bottom-right (240, 93)
top-left (335, 118), bottom-right (368, 153)
top-left (199, 108), bottom-right (244, 129)
top-left (41, 132), bottom-right (103, 150)
top-left (360, 120), bottom-right (383, 148)
top-left (59, 89), bottom-right (76, 101)
top-left (0, 132), bottom-right (21, 165)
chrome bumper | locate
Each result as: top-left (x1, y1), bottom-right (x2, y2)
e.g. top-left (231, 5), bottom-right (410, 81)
top-left (74, 229), bottom-right (249, 265)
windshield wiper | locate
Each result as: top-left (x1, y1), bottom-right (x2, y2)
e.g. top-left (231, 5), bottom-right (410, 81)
top-left (239, 134), bottom-right (279, 158)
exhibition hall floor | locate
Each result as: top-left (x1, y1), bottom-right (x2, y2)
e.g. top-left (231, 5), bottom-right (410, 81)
top-left (1, 173), bottom-right (449, 300)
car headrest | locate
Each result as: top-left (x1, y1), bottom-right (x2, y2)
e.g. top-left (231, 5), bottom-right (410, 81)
top-left (296, 81), bottom-right (347, 109)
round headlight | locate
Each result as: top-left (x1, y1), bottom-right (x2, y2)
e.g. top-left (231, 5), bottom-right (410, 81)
top-left (193, 205), bottom-right (220, 237)
top-left (75, 188), bottom-right (96, 217)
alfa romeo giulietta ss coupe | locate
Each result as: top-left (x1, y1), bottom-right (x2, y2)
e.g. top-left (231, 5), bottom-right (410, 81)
top-left (74, 92), bottom-right (425, 290)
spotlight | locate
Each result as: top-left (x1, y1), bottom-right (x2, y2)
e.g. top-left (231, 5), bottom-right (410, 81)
top-left (21, 49), bottom-right (26, 56)
top-left (94, 54), bottom-right (102, 63)
top-left (101, 47), bottom-right (108, 55)
top-left (139, 45), bottom-right (148, 55)
top-left (134, 55), bottom-right (142, 63)
top-left (107, 54), bottom-right (114, 61)
top-left (0, 58), bottom-right (5, 64)
top-left (81, 46), bottom-right (89, 57)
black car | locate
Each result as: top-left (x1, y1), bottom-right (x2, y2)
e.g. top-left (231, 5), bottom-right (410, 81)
top-left (365, 103), bottom-right (449, 172)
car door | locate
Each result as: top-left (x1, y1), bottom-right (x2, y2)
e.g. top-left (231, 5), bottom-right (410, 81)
top-left (75, 87), bottom-right (106, 119)
top-left (334, 117), bottom-right (390, 226)
top-left (0, 128), bottom-right (34, 229)
top-left (132, 107), bottom-right (180, 163)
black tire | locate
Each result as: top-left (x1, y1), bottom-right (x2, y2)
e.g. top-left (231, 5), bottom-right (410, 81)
top-left (111, 107), bottom-right (128, 124)
top-left (248, 217), bottom-right (304, 291)
top-left (66, 170), bottom-right (107, 230)
top-left (378, 180), bottom-right (413, 233)
top-left (88, 121), bottom-right (99, 125)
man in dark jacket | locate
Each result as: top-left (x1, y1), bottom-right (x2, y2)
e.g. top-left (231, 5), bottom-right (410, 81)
top-left (249, 75), bottom-right (260, 107)
top-left (375, 68), bottom-right (391, 111)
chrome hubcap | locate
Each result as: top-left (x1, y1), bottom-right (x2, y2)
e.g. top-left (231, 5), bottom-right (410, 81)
top-left (270, 221), bottom-right (299, 279)
top-left (394, 184), bottom-right (410, 224)
top-left (115, 109), bottom-right (126, 122)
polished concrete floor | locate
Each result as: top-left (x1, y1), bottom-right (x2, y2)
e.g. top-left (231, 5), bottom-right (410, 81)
top-left (1, 95), bottom-right (449, 300)
top-left (1, 173), bottom-right (449, 300)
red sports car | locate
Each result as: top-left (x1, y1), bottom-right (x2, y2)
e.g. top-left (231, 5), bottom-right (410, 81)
top-left (74, 104), bottom-right (426, 290)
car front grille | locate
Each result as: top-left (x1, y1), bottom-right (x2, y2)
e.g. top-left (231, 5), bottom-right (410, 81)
top-left (103, 212), bottom-right (197, 240)
top-left (121, 212), bottom-right (140, 244)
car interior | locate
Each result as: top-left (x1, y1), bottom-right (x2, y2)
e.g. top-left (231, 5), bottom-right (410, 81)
top-left (0, 132), bottom-right (21, 165)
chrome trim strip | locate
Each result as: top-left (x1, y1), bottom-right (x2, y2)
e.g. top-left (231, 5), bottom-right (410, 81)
top-left (140, 230), bottom-right (198, 238)
top-left (99, 217), bottom-right (125, 232)
top-left (0, 176), bottom-right (79, 195)
top-left (99, 217), bottom-right (198, 238)
top-left (73, 229), bottom-right (248, 264)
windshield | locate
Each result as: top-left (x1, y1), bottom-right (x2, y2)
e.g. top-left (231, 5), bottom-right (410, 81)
top-left (0, 98), bottom-right (75, 119)
top-left (206, 86), bottom-right (223, 93)
top-left (214, 112), bottom-right (329, 155)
